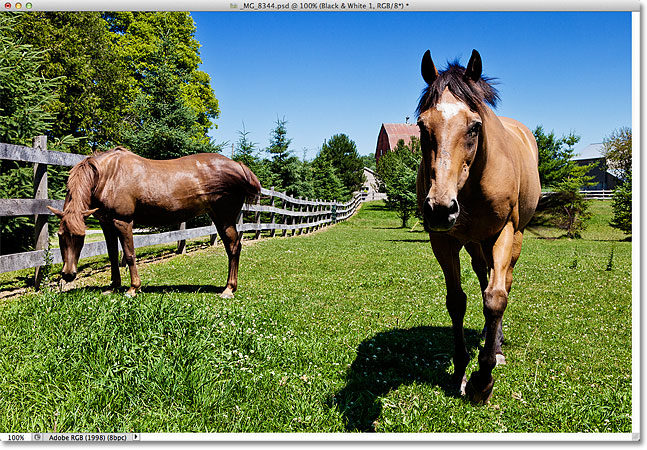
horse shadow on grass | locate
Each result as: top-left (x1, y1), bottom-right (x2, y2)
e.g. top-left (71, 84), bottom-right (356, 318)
top-left (328, 326), bottom-right (480, 432)
top-left (60, 283), bottom-right (226, 296)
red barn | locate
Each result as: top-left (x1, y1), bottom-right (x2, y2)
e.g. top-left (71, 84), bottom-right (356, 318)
top-left (375, 123), bottom-right (420, 163)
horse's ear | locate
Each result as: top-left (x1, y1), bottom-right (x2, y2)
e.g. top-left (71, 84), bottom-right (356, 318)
top-left (421, 50), bottom-right (438, 85)
top-left (464, 49), bottom-right (482, 82)
top-left (81, 208), bottom-right (98, 218)
top-left (47, 206), bottom-right (64, 218)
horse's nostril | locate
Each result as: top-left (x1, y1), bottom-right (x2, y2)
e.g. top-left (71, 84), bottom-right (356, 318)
top-left (449, 199), bottom-right (459, 215)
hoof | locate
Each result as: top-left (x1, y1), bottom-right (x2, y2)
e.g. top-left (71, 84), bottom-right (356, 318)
top-left (465, 375), bottom-right (495, 405)
top-left (125, 288), bottom-right (138, 297)
top-left (220, 289), bottom-right (234, 299)
top-left (496, 353), bottom-right (507, 366)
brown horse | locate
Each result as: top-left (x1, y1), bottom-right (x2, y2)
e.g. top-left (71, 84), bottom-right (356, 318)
top-left (415, 50), bottom-right (541, 404)
top-left (48, 147), bottom-right (261, 298)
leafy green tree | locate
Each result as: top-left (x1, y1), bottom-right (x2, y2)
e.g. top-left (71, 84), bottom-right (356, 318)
top-left (377, 138), bottom-right (421, 227)
top-left (359, 154), bottom-right (377, 172)
top-left (534, 125), bottom-right (580, 188)
top-left (103, 12), bottom-right (219, 142)
top-left (15, 12), bottom-right (130, 152)
top-left (319, 134), bottom-right (365, 197)
top-left (602, 127), bottom-right (632, 182)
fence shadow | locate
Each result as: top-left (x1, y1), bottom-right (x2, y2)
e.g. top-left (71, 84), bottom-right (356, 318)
top-left (329, 325), bottom-right (480, 432)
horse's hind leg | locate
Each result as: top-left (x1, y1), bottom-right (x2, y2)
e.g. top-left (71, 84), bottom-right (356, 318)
top-left (430, 235), bottom-right (469, 395)
top-left (113, 219), bottom-right (141, 297)
top-left (210, 205), bottom-right (243, 299)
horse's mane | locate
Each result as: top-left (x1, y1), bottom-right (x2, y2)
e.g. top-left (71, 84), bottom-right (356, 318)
top-left (416, 60), bottom-right (499, 117)
top-left (62, 156), bottom-right (99, 234)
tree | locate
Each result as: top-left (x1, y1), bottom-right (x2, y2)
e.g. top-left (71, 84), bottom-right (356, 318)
top-left (610, 173), bottom-right (631, 236)
top-left (0, 13), bottom-right (63, 254)
top-left (545, 164), bottom-right (595, 238)
top-left (311, 153), bottom-right (344, 201)
top-left (376, 138), bottom-right (421, 227)
top-left (15, 12), bottom-right (130, 152)
top-left (319, 134), bottom-right (365, 197)
top-left (103, 12), bottom-right (220, 142)
top-left (233, 124), bottom-right (259, 169)
top-left (359, 154), bottom-right (377, 172)
top-left (602, 127), bottom-right (632, 182)
top-left (121, 35), bottom-right (216, 159)
top-left (265, 117), bottom-right (302, 195)
top-left (603, 127), bottom-right (632, 236)
top-left (534, 125), bottom-right (581, 188)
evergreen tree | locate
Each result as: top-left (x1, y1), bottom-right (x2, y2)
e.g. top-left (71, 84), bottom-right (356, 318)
top-left (319, 134), bottom-right (365, 197)
top-left (533, 125), bottom-right (580, 188)
top-left (610, 173), bottom-right (631, 236)
top-left (103, 12), bottom-right (219, 141)
top-left (311, 153), bottom-right (344, 201)
top-left (266, 117), bottom-right (301, 195)
top-left (233, 124), bottom-right (259, 169)
top-left (0, 13), bottom-right (61, 254)
top-left (121, 35), bottom-right (217, 159)
top-left (603, 128), bottom-right (632, 236)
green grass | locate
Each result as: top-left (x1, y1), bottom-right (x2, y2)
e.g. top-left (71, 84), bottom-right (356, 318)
top-left (0, 201), bottom-right (633, 433)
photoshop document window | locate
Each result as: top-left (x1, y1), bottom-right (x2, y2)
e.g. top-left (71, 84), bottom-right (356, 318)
top-left (0, 0), bottom-right (638, 444)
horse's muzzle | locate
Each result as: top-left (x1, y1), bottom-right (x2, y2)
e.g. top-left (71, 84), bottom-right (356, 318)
top-left (423, 198), bottom-right (459, 232)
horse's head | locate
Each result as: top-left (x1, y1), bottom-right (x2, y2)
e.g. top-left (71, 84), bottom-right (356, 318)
top-left (416, 49), bottom-right (498, 233)
top-left (47, 206), bottom-right (98, 282)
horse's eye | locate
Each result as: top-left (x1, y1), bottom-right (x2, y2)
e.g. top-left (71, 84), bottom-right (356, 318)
top-left (468, 122), bottom-right (482, 137)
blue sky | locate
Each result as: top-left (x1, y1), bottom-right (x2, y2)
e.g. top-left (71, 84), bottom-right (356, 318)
top-left (192, 11), bottom-right (633, 159)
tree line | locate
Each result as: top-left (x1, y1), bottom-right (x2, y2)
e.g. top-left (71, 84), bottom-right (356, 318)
top-left (376, 125), bottom-right (632, 238)
top-left (0, 12), bottom-right (367, 255)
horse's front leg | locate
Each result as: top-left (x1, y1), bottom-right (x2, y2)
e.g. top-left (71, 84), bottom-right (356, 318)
top-left (114, 219), bottom-right (141, 297)
top-left (430, 235), bottom-right (468, 395)
top-left (99, 220), bottom-right (121, 293)
top-left (466, 222), bottom-right (515, 404)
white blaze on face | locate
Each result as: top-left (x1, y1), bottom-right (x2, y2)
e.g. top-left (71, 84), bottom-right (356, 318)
top-left (435, 101), bottom-right (466, 120)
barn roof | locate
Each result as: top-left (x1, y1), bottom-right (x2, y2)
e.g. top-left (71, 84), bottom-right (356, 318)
top-left (573, 143), bottom-right (604, 160)
top-left (382, 123), bottom-right (420, 150)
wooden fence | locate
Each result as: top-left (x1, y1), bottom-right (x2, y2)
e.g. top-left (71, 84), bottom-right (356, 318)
top-left (0, 137), bottom-right (363, 288)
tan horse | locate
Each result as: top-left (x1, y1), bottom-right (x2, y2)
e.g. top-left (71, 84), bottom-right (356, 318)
top-left (415, 50), bottom-right (541, 404)
top-left (48, 147), bottom-right (261, 298)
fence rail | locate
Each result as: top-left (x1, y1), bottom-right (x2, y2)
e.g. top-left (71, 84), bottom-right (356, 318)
top-left (541, 190), bottom-right (614, 201)
top-left (0, 137), bottom-right (364, 286)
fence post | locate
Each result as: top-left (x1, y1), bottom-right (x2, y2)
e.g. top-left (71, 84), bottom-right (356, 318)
top-left (237, 210), bottom-right (244, 241)
top-left (282, 198), bottom-right (288, 237)
top-left (297, 197), bottom-right (304, 235)
top-left (254, 195), bottom-right (262, 240)
top-left (33, 135), bottom-right (48, 290)
top-left (177, 222), bottom-right (186, 254)
top-left (210, 220), bottom-right (218, 246)
top-left (269, 187), bottom-right (276, 238)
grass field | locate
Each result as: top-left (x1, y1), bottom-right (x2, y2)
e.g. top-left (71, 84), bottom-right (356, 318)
top-left (0, 201), bottom-right (633, 434)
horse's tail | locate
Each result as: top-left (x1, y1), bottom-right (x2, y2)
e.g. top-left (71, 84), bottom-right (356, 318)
top-left (238, 162), bottom-right (262, 204)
